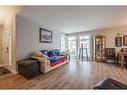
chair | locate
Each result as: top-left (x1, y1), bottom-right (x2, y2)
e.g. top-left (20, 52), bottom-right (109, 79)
top-left (121, 48), bottom-right (127, 52)
top-left (105, 48), bottom-right (119, 64)
top-left (94, 77), bottom-right (127, 89)
top-left (122, 48), bottom-right (127, 67)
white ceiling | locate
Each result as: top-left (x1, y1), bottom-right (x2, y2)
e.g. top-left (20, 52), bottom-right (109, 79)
top-left (18, 6), bottom-right (127, 33)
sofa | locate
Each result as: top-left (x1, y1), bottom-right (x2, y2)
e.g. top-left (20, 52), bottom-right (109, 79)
top-left (32, 49), bottom-right (70, 73)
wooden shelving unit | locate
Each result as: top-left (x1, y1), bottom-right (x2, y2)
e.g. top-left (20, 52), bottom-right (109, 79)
top-left (94, 35), bottom-right (106, 62)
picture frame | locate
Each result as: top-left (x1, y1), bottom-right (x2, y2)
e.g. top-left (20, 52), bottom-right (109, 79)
top-left (123, 35), bottom-right (127, 46)
top-left (39, 28), bottom-right (52, 43)
top-left (115, 37), bottom-right (122, 47)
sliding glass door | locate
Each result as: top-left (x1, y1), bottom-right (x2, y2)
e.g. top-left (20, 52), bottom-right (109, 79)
top-left (79, 35), bottom-right (91, 60)
top-left (67, 35), bottom-right (91, 60)
top-left (68, 36), bottom-right (77, 57)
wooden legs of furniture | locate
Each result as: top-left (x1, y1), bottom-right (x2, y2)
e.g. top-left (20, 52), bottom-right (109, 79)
top-left (121, 55), bottom-right (124, 68)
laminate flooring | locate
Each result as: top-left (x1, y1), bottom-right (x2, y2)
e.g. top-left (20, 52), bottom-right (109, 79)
top-left (0, 59), bottom-right (127, 89)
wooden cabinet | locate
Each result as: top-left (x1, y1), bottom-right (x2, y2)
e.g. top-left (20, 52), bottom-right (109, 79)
top-left (94, 36), bottom-right (106, 62)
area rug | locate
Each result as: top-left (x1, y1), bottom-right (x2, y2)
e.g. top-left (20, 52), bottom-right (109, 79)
top-left (0, 67), bottom-right (11, 76)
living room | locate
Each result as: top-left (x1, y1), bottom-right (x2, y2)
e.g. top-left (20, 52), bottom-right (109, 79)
top-left (1, 5), bottom-right (127, 92)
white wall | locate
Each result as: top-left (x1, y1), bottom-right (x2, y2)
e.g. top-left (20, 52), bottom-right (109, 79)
top-left (16, 16), bottom-right (64, 60)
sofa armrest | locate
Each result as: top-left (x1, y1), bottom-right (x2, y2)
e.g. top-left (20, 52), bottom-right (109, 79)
top-left (31, 56), bottom-right (50, 73)
top-left (39, 59), bottom-right (50, 73)
top-left (66, 54), bottom-right (70, 61)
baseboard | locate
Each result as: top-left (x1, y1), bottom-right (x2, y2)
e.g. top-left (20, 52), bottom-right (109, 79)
top-left (0, 64), bottom-right (5, 67)
top-left (4, 66), bottom-right (18, 75)
top-left (10, 69), bottom-right (18, 74)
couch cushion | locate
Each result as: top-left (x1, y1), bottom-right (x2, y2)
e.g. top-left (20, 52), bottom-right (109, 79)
top-left (49, 55), bottom-right (66, 63)
top-left (48, 50), bottom-right (60, 57)
top-left (57, 55), bottom-right (66, 60)
top-left (40, 50), bottom-right (48, 56)
top-left (48, 50), bottom-right (57, 57)
top-left (50, 56), bottom-right (59, 63)
top-left (55, 50), bottom-right (60, 55)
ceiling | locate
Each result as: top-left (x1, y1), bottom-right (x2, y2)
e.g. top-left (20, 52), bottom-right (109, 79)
top-left (18, 6), bottom-right (127, 33)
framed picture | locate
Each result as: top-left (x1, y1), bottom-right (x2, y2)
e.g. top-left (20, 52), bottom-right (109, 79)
top-left (39, 28), bottom-right (52, 43)
top-left (123, 35), bottom-right (127, 46)
top-left (115, 37), bottom-right (122, 47)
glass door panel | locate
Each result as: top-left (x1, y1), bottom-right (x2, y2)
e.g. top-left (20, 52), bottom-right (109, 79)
top-left (68, 36), bottom-right (77, 57)
top-left (79, 35), bottom-right (90, 60)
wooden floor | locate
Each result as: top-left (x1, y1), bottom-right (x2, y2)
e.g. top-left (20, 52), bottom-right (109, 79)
top-left (0, 59), bottom-right (127, 89)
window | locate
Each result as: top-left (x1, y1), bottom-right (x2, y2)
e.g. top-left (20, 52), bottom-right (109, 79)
top-left (68, 36), bottom-right (77, 57)
top-left (61, 35), bottom-right (66, 51)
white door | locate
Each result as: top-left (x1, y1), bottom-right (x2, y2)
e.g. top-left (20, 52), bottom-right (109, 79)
top-left (1, 27), bottom-right (11, 66)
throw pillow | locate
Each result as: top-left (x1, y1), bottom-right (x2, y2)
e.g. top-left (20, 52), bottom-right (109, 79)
top-left (48, 50), bottom-right (56, 57)
top-left (55, 50), bottom-right (60, 55)
top-left (40, 50), bottom-right (48, 56)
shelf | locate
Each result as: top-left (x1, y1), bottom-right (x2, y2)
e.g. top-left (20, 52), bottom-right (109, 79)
top-left (94, 36), bottom-right (106, 62)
